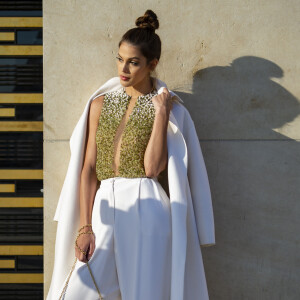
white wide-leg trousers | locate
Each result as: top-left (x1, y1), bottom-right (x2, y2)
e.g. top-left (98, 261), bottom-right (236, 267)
top-left (60, 176), bottom-right (172, 300)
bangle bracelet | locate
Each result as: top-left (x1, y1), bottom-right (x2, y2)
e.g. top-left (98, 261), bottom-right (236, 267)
top-left (78, 224), bottom-right (92, 233)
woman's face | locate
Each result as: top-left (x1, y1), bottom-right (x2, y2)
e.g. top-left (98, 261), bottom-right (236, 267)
top-left (116, 41), bottom-right (157, 88)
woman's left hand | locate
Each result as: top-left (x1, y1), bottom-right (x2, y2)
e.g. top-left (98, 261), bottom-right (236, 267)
top-left (152, 88), bottom-right (173, 115)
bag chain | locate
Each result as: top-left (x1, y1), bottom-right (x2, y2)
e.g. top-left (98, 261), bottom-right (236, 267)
top-left (58, 225), bottom-right (104, 300)
top-left (58, 257), bottom-right (104, 300)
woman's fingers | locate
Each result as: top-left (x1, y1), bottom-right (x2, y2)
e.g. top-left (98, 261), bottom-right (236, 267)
top-left (75, 233), bottom-right (94, 262)
top-left (87, 239), bottom-right (95, 261)
top-left (162, 87), bottom-right (170, 98)
top-left (152, 87), bottom-right (173, 113)
top-left (80, 252), bottom-right (85, 262)
top-left (76, 246), bottom-right (87, 262)
top-left (162, 88), bottom-right (173, 111)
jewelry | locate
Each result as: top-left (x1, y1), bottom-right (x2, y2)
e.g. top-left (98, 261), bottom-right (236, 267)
top-left (78, 223), bottom-right (92, 233)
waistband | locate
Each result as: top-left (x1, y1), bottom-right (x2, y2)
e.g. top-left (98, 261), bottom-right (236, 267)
top-left (100, 176), bottom-right (158, 186)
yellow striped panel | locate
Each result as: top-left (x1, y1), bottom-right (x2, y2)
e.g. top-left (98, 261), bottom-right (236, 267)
top-left (0, 260), bottom-right (15, 268)
top-left (0, 273), bottom-right (43, 283)
top-left (0, 170), bottom-right (43, 180)
top-left (0, 45), bottom-right (42, 55)
top-left (0, 197), bottom-right (43, 207)
top-left (0, 184), bottom-right (15, 193)
top-left (0, 93), bottom-right (43, 104)
top-left (0, 17), bottom-right (42, 28)
top-left (0, 121), bottom-right (42, 131)
top-left (0, 245), bottom-right (43, 255)
top-left (0, 32), bottom-right (15, 41)
top-left (0, 108), bottom-right (15, 117)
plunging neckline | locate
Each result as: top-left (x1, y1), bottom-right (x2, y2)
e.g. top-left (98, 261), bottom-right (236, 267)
top-left (112, 88), bottom-right (157, 176)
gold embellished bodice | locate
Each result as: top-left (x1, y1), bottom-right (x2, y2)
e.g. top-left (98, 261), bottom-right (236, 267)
top-left (95, 87), bottom-right (157, 181)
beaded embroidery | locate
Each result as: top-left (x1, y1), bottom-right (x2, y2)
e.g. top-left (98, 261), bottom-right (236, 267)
top-left (95, 87), bottom-right (157, 181)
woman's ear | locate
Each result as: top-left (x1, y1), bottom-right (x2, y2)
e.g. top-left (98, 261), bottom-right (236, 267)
top-left (149, 58), bottom-right (159, 71)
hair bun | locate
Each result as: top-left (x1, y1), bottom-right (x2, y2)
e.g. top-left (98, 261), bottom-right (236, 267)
top-left (135, 9), bottom-right (159, 31)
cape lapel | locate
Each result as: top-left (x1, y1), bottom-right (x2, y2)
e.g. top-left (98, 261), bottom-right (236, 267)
top-left (156, 78), bottom-right (189, 299)
top-left (166, 114), bottom-right (189, 300)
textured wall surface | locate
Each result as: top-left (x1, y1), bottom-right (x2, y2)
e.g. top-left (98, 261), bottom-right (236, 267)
top-left (44, 1), bottom-right (300, 299)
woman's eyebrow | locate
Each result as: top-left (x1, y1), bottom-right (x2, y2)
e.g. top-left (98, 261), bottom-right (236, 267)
top-left (117, 53), bottom-right (140, 60)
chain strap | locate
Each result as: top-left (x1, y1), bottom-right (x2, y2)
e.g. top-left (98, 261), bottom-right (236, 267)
top-left (58, 227), bottom-right (104, 300)
top-left (86, 259), bottom-right (104, 299)
top-left (58, 257), bottom-right (77, 300)
top-left (58, 257), bottom-right (104, 300)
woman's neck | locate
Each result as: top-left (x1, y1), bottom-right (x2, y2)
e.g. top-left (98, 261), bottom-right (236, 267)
top-left (125, 76), bottom-right (154, 98)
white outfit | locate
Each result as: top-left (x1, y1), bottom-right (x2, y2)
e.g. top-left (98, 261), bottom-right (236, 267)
top-left (61, 177), bottom-right (172, 300)
top-left (46, 77), bottom-right (215, 300)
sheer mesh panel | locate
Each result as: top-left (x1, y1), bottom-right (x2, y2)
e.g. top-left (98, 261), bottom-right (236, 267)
top-left (112, 96), bottom-right (137, 175)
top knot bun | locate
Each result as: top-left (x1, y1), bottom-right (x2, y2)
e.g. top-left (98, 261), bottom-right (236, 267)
top-left (135, 9), bottom-right (159, 31)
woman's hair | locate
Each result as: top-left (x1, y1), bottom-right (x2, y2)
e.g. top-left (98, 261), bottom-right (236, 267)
top-left (118, 10), bottom-right (161, 63)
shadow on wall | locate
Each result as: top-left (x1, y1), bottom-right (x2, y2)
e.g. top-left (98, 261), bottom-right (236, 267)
top-left (174, 56), bottom-right (300, 299)
top-left (177, 56), bottom-right (300, 139)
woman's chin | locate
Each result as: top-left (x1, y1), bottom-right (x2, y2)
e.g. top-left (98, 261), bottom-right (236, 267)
top-left (119, 79), bottom-right (132, 87)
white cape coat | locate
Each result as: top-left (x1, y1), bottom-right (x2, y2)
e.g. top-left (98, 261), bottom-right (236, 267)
top-left (46, 77), bottom-right (215, 300)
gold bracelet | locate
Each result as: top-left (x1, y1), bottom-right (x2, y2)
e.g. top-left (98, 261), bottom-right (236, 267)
top-left (75, 231), bottom-right (94, 255)
top-left (78, 223), bottom-right (92, 233)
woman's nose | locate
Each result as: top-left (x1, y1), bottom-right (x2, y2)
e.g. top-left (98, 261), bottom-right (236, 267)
top-left (122, 63), bottom-right (129, 73)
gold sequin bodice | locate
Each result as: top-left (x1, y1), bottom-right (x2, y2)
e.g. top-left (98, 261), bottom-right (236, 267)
top-left (95, 87), bottom-right (157, 181)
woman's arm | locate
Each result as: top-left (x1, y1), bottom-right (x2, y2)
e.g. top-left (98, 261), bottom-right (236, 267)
top-left (144, 88), bottom-right (172, 177)
top-left (79, 96), bottom-right (104, 227)
top-left (76, 95), bottom-right (103, 262)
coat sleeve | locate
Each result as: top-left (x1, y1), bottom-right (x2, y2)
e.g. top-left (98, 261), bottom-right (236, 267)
top-left (183, 109), bottom-right (216, 247)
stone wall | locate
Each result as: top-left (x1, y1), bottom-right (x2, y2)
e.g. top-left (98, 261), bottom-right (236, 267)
top-left (44, 1), bottom-right (300, 298)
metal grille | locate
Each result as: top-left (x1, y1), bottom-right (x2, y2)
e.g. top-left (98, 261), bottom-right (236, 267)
top-left (0, 1), bottom-right (42, 10)
top-left (0, 207), bottom-right (43, 243)
top-left (0, 133), bottom-right (43, 168)
top-left (0, 60), bottom-right (42, 90)
top-left (0, 6), bottom-right (43, 299)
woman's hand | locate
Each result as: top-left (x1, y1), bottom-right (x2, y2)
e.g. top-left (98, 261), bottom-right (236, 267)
top-left (75, 228), bottom-right (95, 263)
top-left (152, 87), bottom-right (173, 115)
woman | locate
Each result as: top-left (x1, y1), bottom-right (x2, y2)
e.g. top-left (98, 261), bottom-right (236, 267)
top-left (47, 9), bottom-right (215, 300)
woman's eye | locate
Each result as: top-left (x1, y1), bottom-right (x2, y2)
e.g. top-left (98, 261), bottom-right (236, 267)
top-left (116, 57), bottom-right (138, 66)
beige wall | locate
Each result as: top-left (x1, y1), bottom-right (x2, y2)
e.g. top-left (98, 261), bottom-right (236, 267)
top-left (44, 1), bottom-right (300, 299)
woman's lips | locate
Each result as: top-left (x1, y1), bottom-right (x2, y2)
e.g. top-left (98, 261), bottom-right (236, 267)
top-left (120, 75), bottom-right (130, 81)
